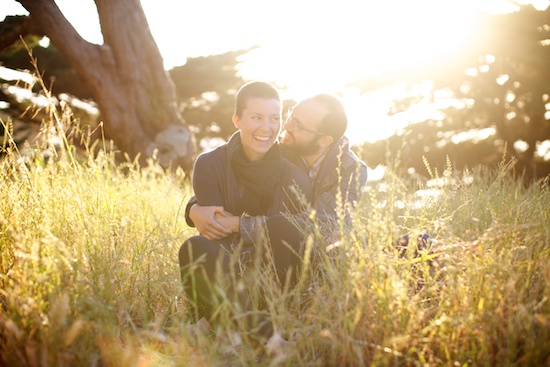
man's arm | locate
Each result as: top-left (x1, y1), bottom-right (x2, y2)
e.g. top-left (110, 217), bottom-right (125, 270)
top-left (191, 203), bottom-right (267, 245)
top-left (185, 194), bottom-right (237, 239)
top-left (189, 203), bottom-right (235, 240)
top-left (339, 159), bottom-right (368, 210)
top-left (313, 160), bottom-right (367, 244)
top-left (315, 156), bottom-right (368, 220)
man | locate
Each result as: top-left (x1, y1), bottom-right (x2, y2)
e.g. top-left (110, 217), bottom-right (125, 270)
top-left (280, 94), bottom-right (367, 225)
top-left (186, 93), bottom-right (368, 240)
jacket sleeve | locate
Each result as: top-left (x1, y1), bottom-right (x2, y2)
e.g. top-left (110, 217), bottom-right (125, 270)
top-left (184, 195), bottom-right (198, 227)
top-left (184, 153), bottom-right (226, 231)
top-left (238, 214), bottom-right (268, 245)
top-left (193, 153), bottom-right (226, 206)
top-left (315, 155), bottom-right (368, 221)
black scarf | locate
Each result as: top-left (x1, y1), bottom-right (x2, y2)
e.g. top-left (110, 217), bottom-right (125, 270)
top-left (231, 143), bottom-right (283, 215)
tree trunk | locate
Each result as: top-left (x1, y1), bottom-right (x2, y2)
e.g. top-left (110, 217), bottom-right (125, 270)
top-left (15, 0), bottom-right (196, 170)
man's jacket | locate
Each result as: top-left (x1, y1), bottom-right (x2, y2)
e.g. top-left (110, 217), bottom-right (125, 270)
top-left (282, 136), bottom-right (368, 221)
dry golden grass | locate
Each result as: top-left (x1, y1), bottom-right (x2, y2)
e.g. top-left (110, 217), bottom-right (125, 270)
top-left (1, 75), bottom-right (549, 366)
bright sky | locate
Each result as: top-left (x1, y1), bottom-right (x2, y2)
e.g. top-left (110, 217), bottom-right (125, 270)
top-left (1, 0), bottom-right (549, 145)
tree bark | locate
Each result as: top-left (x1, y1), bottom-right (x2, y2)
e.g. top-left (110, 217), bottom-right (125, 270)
top-left (14, 0), bottom-right (196, 170)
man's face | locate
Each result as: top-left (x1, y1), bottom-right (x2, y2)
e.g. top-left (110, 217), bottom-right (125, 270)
top-left (281, 98), bottom-right (327, 157)
top-left (233, 97), bottom-right (281, 161)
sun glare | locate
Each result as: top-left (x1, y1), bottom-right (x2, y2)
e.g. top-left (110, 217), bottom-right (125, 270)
top-left (237, 0), bottom-right (487, 144)
top-left (2, 0), bottom-right (547, 147)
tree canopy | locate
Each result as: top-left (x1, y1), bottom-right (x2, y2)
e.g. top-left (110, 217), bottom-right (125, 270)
top-left (357, 5), bottom-right (550, 181)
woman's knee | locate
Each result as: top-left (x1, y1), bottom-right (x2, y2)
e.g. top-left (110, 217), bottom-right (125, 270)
top-left (179, 236), bottom-right (206, 266)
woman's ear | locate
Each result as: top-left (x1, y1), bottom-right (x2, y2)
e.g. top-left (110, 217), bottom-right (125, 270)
top-left (232, 114), bottom-right (240, 129)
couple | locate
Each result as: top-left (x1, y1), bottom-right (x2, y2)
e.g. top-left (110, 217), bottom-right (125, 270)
top-left (178, 81), bottom-right (367, 338)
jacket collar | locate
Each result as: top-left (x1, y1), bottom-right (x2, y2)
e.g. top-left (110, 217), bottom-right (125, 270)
top-left (226, 131), bottom-right (281, 161)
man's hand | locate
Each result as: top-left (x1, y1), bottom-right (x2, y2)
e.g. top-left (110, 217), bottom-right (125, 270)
top-left (190, 204), bottom-right (234, 240)
top-left (214, 212), bottom-right (240, 234)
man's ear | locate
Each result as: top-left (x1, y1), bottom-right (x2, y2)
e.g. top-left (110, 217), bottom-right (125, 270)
top-left (232, 114), bottom-right (240, 129)
top-left (319, 135), bottom-right (334, 148)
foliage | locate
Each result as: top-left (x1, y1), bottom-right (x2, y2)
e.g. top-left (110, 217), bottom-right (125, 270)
top-left (1, 89), bottom-right (549, 367)
top-left (169, 49), bottom-right (251, 143)
top-left (356, 5), bottom-right (550, 182)
top-left (439, 5), bottom-right (550, 179)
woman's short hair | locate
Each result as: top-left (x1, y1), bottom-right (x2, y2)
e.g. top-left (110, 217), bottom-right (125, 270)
top-left (234, 81), bottom-right (280, 117)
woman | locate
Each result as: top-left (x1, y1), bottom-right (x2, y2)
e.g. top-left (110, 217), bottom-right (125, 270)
top-left (179, 81), bottom-right (312, 331)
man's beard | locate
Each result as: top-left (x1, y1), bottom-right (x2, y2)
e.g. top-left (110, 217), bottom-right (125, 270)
top-left (292, 135), bottom-right (322, 157)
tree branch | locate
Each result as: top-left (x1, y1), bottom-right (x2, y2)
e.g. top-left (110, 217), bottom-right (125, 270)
top-left (0, 15), bottom-right (44, 54)
top-left (14, 0), bottom-right (109, 81)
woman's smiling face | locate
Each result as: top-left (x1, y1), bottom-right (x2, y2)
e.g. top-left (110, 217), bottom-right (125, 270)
top-left (232, 97), bottom-right (281, 161)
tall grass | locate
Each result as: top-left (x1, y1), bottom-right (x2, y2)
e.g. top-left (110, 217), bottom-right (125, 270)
top-left (1, 84), bottom-right (549, 366)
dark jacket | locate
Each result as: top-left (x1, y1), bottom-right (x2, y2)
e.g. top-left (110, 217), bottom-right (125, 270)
top-left (189, 132), bottom-right (312, 244)
top-left (282, 136), bottom-right (368, 221)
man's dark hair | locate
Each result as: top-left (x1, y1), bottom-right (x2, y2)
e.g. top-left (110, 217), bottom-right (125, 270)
top-left (313, 94), bottom-right (347, 141)
top-left (234, 81), bottom-right (280, 117)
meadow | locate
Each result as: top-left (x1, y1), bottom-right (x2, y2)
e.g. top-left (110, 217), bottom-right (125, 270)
top-left (1, 97), bottom-right (549, 367)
